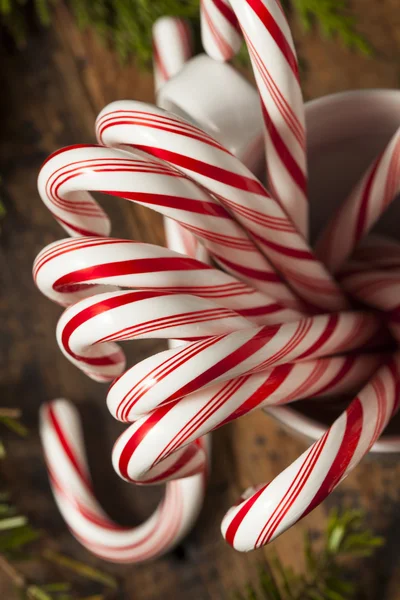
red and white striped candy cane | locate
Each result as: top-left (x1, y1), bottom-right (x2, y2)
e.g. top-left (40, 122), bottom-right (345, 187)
top-left (339, 237), bottom-right (400, 343)
top-left (201, 0), bottom-right (308, 238)
top-left (96, 101), bottom-right (344, 312)
top-left (105, 353), bottom-right (384, 486)
top-left (152, 17), bottom-right (209, 262)
top-left (200, 0), bottom-right (242, 61)
top-left (40, 399), bottom-right (208, 563)
top-left (316, 126), bottom-right (400, 272)
top-left (38, 143), bottom-right (301, 311)
top-left (152, 17), bottom-right (193, 93)
top-left (221, 354), bottom-right (400, 551)
top-left (33, 237), bottom-right (300, 324)
top-left (55, 299), bottom-right (379, 418)
top-left (34, 133), bottom-right (387, 560)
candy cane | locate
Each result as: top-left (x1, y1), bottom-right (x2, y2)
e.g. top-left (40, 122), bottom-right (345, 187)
top-left (152, 17), bottom-right (193, 93)
top-left (33, 237), bottom-right (300, 324)
top-left (34, 131), bottom-right (389, 559)
top-left (201, 0), bottom-right (308, 238)
top-left (55, 293), bottom-right (379, 416)
top-left (96, 101), bottom-right (343, 312)
top-left (40, 399), bottom-right (208, 563)
top-left (316, 127), bottom-right (400, 272)
top-left (221, 354), bottom-right (400, 551)
top-left (152, 17), bottom-right (210, 262)
top-left (33, 5), bottom-right (400, 557)
top-left (200, 0), bottom-right (242, 61)
top-left (339, 237), bottom-right (400, 343)
top-left (38, 144), bottom-right (301, 311)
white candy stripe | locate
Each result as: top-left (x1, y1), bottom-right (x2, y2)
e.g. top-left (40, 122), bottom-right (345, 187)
top-left (96, 101), bottom-right (345, 311)
top-left (201, 0), bottom-right (308, 237)
top-left (39, 145), bottom-right (300, 308)
top-left (221, 355), bottom-right (400, 551)
top-left (316, 127), bottom-right (400, 272)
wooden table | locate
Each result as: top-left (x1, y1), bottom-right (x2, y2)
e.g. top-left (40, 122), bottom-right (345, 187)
top-left (1, 2), bottom-right (400, 598)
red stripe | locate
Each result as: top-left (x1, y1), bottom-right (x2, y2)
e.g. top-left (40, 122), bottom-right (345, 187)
top-left (108, 189), bottom-right (229, 219)
top-left (213, 0), bottom-right (241, 32)
top-left (250, 229), bottom-right (313, 260)
top-left (134, 145), bottom-right (267, 196)
top-left (258, 432), bottom-right (329, 545)
top-left (61, 290), bottom-right (168, 363)
top-left (221, 362), bottom-right (294, 424)
top-left (158, 378), bottom-right (245, 460)
top-left (261, 103), bottom-right (307, 196)
top-left (212, 254), bottom-right (280, 283)
top-left (99, 118), bottom-right (227, 154)
top-left (355, 156), bottom-right (382, 242)
top-left (295, 314), bottom-right (339, 361)
top-left (302, 397), bottom-right (363, 517)
top-left (34, 238), bottom-right (126, 280)
top-left (98, 307), bottom-right (237, 343)
top-left (239, 303), bottom-right (284, 317)
top-left (120, 336), bottom-right (221, 421)
top-left (166, 325), bottom-right (280, 402)
top-left (117, 403), bottom-right (176, 480)
top-left (225, 484), bottom-right (269, 546)
top-left (97, 111), bottom-right (226, 150)
top-left (246, 0), bottom-right (299, 81)
top-left (54, 256), bottom-right (209, 289)
top-left (315, 355), bottom-right (357, 396)
top-left (202, 0), bottom-right (232, 59)
top-left (47, 405), bottom-right (93, 491)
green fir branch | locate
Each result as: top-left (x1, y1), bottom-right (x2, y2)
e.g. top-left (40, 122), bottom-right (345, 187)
top-left (0, 0), bottom-right (372, 64)
top-left (289, 0), bottom-right (372, 55)
top-left (235, 509), bottom-right (384, 600)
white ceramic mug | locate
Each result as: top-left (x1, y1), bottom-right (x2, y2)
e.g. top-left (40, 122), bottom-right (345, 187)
top-left (267, 89), bottom-right (400, 453)
top-left (157, 54), bottom-right (265, 176)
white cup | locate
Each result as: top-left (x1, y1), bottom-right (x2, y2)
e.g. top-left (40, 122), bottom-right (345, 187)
top-left (267, 89), bottom-right (400, 453)
top-left (157, 54), bottom-right (265, 176)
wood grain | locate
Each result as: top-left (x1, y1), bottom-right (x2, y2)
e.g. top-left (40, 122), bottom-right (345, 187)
top-left (0, 2), bottom-right (400, 598)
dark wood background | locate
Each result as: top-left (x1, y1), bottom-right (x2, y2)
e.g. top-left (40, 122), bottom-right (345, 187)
top-left (1, 1), bottom-right (400, 598)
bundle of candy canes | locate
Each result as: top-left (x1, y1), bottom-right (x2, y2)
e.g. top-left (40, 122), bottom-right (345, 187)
top-left (33, 0), bottom-right (400, 563)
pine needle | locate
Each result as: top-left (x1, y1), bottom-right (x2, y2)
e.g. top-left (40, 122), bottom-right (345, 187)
top-left (0, 416), bottom-right (28, 437)
top-left (0, 0), bottom-right (372, 64)
top-left (0, 516), bottom-right (27, 530)
top-left (42, 550), bottom-right (118, 589)
top-left (234, 509), bottom-right (384, 600)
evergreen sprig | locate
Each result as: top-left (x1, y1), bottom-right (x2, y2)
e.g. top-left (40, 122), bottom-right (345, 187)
top-left (234, 508), bottom-right (384, 600)
top-left (288, 0), bottom-right (372, 55)
top-left (0, 0), bottom-right (372, 64)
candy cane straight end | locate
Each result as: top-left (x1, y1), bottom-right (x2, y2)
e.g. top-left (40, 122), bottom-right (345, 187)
top-left (222, 356), bottom-right (400, 552)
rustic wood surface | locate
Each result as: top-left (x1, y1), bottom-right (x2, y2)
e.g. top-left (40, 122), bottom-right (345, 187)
top-left (0, 1), bottom-right (400, 598)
